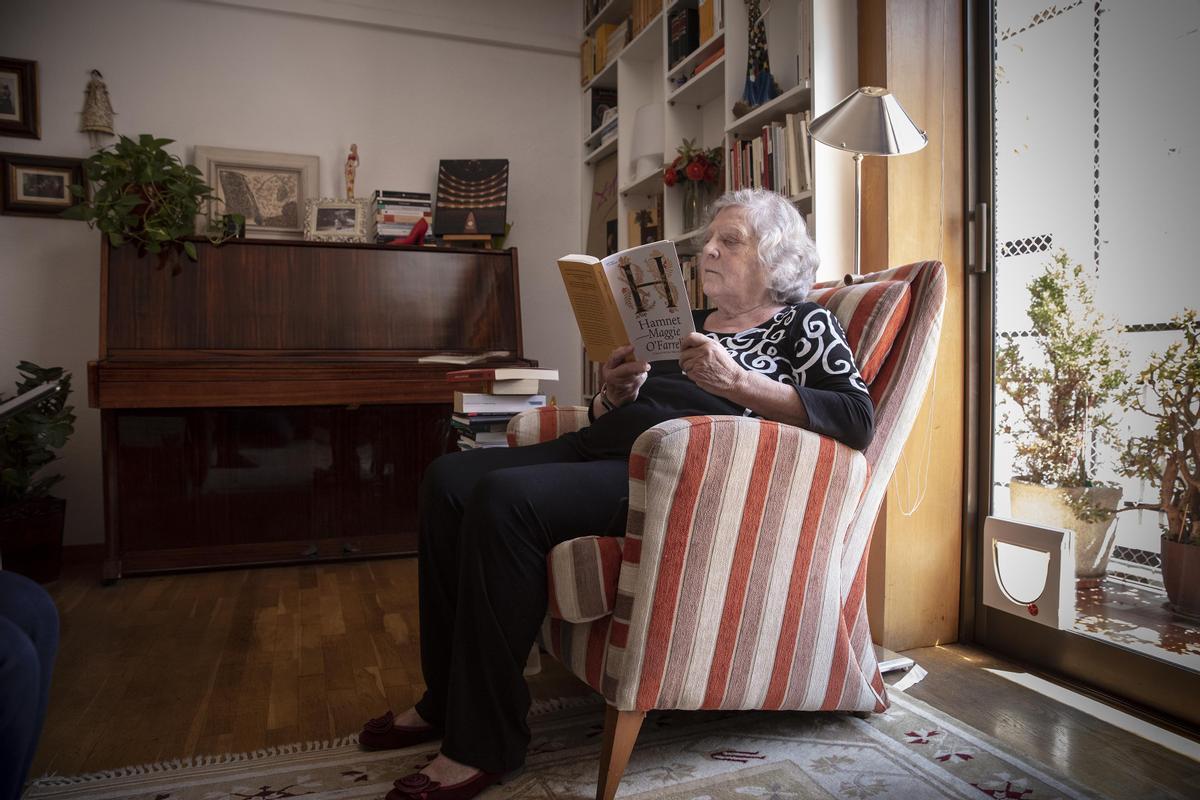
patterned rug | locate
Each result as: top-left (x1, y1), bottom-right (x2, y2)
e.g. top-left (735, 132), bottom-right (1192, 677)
top-left (25, 691), bottom-right (1103, 800)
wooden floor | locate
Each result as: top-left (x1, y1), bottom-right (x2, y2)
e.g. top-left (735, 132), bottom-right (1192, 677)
top-left (30, 559), bottom-right (1200, 797)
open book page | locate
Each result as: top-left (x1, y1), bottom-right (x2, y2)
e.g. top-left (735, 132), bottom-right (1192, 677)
top-left (558, 256), bottom-right (630, 363)
top-left (600, 239), bottom-right (695, 362)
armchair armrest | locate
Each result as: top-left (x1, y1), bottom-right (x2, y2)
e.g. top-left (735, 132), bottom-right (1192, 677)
top-left (507, 405), bottom-right (590, 447)
top-left (606, 415), bottom-right (868, 713)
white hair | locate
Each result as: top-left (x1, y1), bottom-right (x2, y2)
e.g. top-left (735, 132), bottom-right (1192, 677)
top-left (706, 188), bottom-right (819, 304)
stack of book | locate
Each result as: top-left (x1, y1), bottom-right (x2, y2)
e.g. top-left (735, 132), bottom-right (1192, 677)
top-left (375, 190), bottom-right (433, 245)
top-left (448, 367), bottom-right (559, 450)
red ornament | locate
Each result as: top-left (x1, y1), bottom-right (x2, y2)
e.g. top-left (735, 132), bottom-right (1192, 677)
top-left (1027, 602), bottom-right (1039, 616)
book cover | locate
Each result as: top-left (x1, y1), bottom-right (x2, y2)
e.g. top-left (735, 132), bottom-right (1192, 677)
top-left (558, 239), bottom-right (695, 363)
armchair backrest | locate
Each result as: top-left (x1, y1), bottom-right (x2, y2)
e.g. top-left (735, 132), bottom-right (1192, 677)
top-left (811, 261), bottom-right (947, 595)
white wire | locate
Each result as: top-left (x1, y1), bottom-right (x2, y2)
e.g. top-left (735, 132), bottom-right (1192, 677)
top-left (893, 361), bottom-right (939, 517)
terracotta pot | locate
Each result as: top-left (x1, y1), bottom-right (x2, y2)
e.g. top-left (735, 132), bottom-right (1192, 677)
top-left (0, 496), bottom-right (66, 583)
top-left (1161, 536), bottom-right (1200, 618)
top-left (1009, 479), bottom-right (1122, 588)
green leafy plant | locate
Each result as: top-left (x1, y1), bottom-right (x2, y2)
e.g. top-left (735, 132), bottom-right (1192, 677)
top-left (0, 362), bottom-right (76, 506)
top-left (1119, 309), bottom-right (1199, 545)
top-left (62, 134), bottom-right (242, 271)
top-left (995, 250), bottom-right (1128, 520)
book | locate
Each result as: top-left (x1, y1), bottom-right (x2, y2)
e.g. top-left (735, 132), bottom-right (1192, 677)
top-left (453, 392), bottom-right (547, 414)
top-left (418, 350), bottom-right (511, 365)
top-left (376, 190), bottom-right (431, 201)
top-left (446, 367), bottom-right (559, 382)
top-left (558, 239), bottom-right (695, 363)
top-left (451, 412), bottom-right (514, 426)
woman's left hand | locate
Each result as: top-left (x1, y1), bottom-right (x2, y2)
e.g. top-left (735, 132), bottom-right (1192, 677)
top-left (679, 332), bottom-right (746, 397)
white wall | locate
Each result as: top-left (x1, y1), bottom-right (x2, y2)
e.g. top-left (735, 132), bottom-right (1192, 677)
top-left (0, 0), bottom-right (584, 546)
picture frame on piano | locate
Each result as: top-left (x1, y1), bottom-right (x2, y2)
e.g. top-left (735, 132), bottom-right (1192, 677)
top-left (304, 197), bottom-right (374, 243)
top-left (193, 145), bottom-right (319, 240)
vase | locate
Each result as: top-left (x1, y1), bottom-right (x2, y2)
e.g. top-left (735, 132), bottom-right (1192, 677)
top-left (1008, 479), bottom-right (1122, 588)
top-left (682, 181), bottom-right (705, 232)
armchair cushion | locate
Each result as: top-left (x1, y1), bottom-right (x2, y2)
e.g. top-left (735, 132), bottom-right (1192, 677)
top-left (506, 405), bottom-right (590, 447)
top-left (547, 535), bottom-right (625, 622)
top-left (808, 279), bottom-right (911, 384)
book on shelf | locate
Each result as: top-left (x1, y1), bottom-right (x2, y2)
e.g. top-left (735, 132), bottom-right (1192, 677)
top-left (558, 239), bottom-right (695, 363)
top-left (698, 0), bottom-right (715, 43)
top-left (454, 392), bottom-right (547, 414)
top-left (667, 6), bottom-right (699, 68)
top-left (587, 86), bottom-right (618, 132)
top-left (376, 190), bottom-right (431, 201)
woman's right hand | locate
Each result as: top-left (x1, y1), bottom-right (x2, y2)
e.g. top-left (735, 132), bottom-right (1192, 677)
top-left (600, 345), bottom-right (651, 407)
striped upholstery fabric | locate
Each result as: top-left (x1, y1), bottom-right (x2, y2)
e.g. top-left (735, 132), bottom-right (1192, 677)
top-left (518, 261), bottom-right (946, 717)
top-left (808, 279), bottom-right (911, 384)
top-left (547, 536), bottom-right (624, 622)
top-left (506, 404), bottom-right (590, 447)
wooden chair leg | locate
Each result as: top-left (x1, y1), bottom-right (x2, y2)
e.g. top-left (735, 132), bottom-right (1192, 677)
top-left (596, 705), bottom-right (645, 800)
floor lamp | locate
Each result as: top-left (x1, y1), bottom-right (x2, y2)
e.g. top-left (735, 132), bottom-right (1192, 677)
top-left (809, 87), bottom-right (927, 275)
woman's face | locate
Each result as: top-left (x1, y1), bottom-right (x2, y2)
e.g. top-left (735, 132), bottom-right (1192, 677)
top-left (699, 207), bottom-right (770, 309)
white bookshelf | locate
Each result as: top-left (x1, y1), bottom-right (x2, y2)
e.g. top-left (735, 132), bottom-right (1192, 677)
top-left (580, 0), bottom-right (855, 254)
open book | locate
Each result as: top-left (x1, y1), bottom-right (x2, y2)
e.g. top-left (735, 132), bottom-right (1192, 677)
top-left (558, 239), bottom-right (695, 363)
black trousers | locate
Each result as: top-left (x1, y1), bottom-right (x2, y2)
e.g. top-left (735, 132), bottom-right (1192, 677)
top-left (412, 434), bottom-right (629, 773)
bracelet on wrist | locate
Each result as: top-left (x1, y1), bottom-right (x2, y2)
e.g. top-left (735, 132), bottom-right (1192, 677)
top-left (598, 385), bottom-right (618, 412)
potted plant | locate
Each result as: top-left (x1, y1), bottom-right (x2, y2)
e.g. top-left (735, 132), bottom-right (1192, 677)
top-left (1118, 309), bottom-right (1199, 617)
top-left (0, 362), bottom-right (76, 583)
top-left (995, 250), bottom-right (1128, 587)
top-left (62, 134), bottom-right (242, 273)
top-left (663, 138), bottom-right (722, 232)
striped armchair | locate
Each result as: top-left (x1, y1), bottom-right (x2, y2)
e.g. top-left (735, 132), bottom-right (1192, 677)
top-left (509, 261), bottom-right (946, 800)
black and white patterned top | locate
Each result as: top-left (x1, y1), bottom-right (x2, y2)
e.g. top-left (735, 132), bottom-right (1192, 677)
top-left (576, 302), bottom-right (875, 459)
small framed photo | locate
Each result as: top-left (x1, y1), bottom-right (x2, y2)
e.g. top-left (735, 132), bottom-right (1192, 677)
top-left (0, 152), bottom-right (86, 218)
top-left (304, 197), bottom-right (374, 242)
top-left (193, 146), bottom-right (319, 240)
top-left (0, 57), bottom-right (39, 139)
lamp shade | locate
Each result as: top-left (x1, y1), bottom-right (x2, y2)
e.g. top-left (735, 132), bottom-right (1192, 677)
top-left (630, 102), bottom-right (664, 178)
top-left (809, 86), bottom-right (927, 156)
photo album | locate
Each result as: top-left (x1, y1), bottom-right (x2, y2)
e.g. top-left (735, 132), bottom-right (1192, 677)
top-left (558, 239), bottom-right (695, 363)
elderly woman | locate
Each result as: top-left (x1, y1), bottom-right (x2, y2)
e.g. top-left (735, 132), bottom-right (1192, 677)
top-left (366, 188), bottom-right (873, 800)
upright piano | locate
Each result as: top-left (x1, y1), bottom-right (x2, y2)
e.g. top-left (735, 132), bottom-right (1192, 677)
top-left (88, 238), bottom-right (533, 580)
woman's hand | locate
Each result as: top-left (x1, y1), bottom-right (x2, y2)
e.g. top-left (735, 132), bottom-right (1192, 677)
top-left (600, 345), bottom-right (650, 406)
top-left (679, 332), bottom-right (746, 397)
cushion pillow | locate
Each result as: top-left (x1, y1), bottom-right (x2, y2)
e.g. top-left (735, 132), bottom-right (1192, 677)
top-left (807, 279), bottom-right (911, 384)
top-left (547, 535), bottom-right (624, 623)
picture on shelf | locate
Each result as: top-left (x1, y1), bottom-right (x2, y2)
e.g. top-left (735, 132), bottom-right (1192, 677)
top-left (0, 152), bottom-right (86, 218)
top-left (433, 159), bottom-right (509, 236)
top-left (0, 57), bottom-right (39, 138)
top-left (193, 146), bottom-right (319, 240)
top-left (304, 197), bottom-right (373, 243)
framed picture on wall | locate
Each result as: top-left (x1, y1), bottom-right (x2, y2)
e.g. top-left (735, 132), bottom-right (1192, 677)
top-left (0, 152), bottom-right (85, 218)
top-left (0, 57), bottom-right (39, 139)
top-left (193, 146), bottom-right (319, 240)
top-left (433, 159), bottom-right (509, 236)
top-left (303, 197), bottom-right (374, 243)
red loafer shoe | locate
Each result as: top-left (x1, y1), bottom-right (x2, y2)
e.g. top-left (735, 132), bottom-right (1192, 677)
top-left (386, 769), bottom-right (503, 800)
top-left (358, 710), bottom-right (443, 751)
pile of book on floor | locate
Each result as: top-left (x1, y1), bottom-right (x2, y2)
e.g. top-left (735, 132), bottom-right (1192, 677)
top-left (448, 367), bottom-right (559, 450)
top-left (375, 189), bottom-right (434, 245)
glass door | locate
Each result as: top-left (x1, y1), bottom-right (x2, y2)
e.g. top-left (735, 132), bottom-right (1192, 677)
top-left (972, 0), bottom-right (1200, 726)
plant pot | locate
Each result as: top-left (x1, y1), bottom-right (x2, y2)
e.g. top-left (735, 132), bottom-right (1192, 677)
top-left (0, 496), bottom-right (66, 583)
top-left (1161, 536), bottom-right (1200, 618)
top-left (1009, 479), bottom-right (1122, 588)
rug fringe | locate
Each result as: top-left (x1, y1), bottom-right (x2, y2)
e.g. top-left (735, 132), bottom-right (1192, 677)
top-left (27, 735), bottom-right (362, 788)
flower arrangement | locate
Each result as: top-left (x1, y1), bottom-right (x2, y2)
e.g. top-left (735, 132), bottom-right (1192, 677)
top-left (663, 138), bottom-right (722, 188)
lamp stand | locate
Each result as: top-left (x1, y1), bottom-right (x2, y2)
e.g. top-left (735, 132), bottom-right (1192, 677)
top-left (852, 151), bottom-right (863, 276)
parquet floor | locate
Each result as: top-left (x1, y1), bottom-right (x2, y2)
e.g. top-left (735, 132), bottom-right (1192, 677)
top-left (29, 559), bottom-right (1200, 797)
